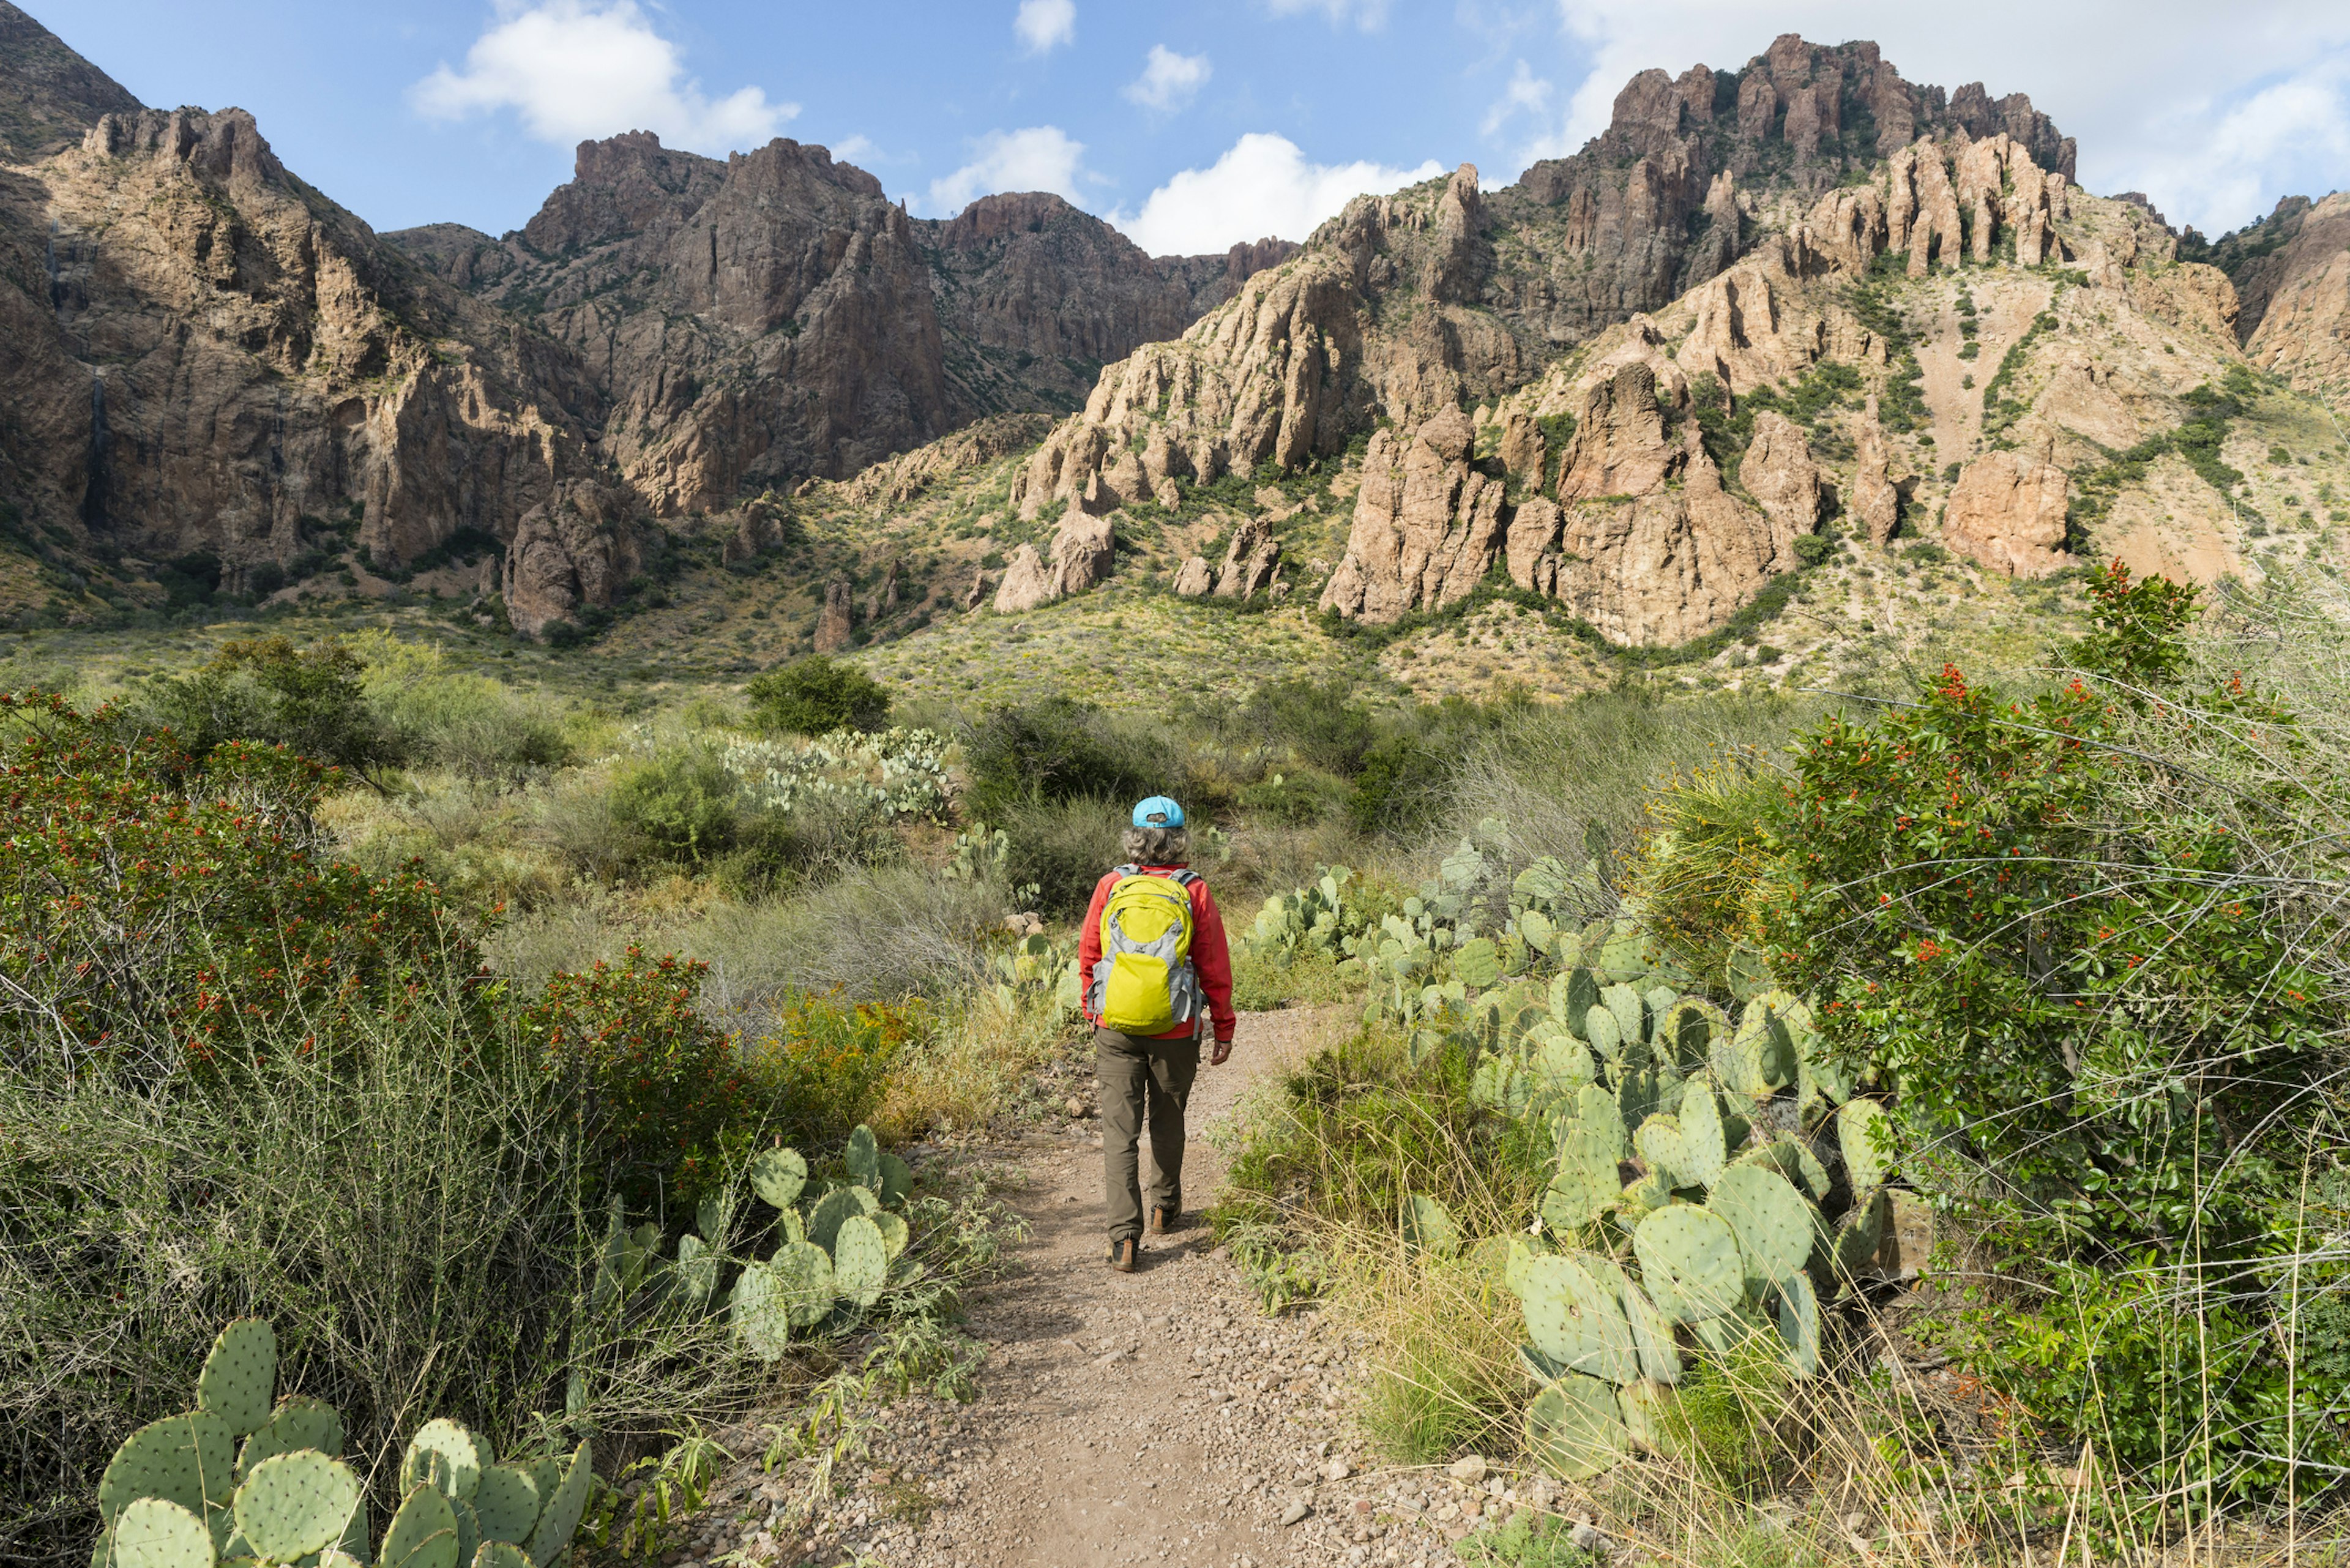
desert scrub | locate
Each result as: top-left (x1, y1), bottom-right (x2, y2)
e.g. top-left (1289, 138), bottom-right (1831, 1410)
top-left (1344, 1243), bottom-right (1529, 1464)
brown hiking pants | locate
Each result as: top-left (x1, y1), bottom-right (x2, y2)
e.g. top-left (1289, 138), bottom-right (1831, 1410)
top-left (1097, 1027), bottom-right (1199, 1243)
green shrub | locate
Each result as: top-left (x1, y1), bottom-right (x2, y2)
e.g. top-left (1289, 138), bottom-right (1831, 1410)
top-left (611, 749), bottom-right (741, 865)
top-left (129, 635), bottom-right (394, 777)
top-left (523, 947), bottom-right (745, 1206)
top-left (746, 655), bottom-right (892, 735)
top-left (1238, 765), bottom-right (1351, 825)
top-left (1238, 678), bottom-right (1377, 774)
top-left (962, 698), bottom-right (1177, 820)
top-left (997, 795), bottom-right (1127, 918)
top-left (744, 993), bottom-right (919, 1148)
top-left (378, 671), bottom-right (570, 782)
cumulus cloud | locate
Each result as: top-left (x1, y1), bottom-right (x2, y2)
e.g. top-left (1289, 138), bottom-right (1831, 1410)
top-left (1125, 45), bottom-right (1212, 111)
top-left (928, 126), bottom-right (1091, 215)
top-left (1014, 0), bottom-right (1076, 54)
top-left (411, 0), bottom-right (794, 152)
top-left (1262, 0), bottom-right (1392, 28)
top-left (1110, 132), bottom-right (1442, 255)
top-left (1527, 0), bottom-right (2350, 235)
top-left (1481, 59), bottom-right (1553, 139)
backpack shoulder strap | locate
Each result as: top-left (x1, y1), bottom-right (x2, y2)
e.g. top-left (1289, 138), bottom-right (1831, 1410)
top-left (1113, 864), bottom-right (1140, 878)
top-left (1169, 869), bottom-right (1203, 887)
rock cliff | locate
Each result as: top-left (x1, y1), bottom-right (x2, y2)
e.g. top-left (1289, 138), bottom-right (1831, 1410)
top-left (2209, 192), bottom-right (2350, 414)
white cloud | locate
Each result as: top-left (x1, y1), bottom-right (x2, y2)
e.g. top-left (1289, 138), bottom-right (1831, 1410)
top-left (1531, 1), bottom-right (2350, 236)
top-left (1014, 0), bottom-right (1076, 54)
top-left (928, 126), bottom-right (1091, 215)
top-left (1110, 132), bottom-right (1442, 255)
top-left (1482, 59), bottom-right (1553, 138)
top-left (1263, 0), bottom-right (1392, 28)
top-left (411, 0), bottom-right (795, 152)
top-left (1125, 45), bottom-right (1212, 111)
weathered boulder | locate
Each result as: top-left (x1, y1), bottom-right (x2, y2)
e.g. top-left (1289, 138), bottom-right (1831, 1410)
top-left (993, 545), bottom-right (1057, 612)
top-left (1850, 396), bottom-right (1901, 543)
top-left (1738, 411), bottom-right (1826, 559)
top-left (813, 577), bottom-right (856, 652)
top-left (1318, 409), bottom-right (1505, 621)
top-left (1215, 517), bottom-right (1281, 597)
top-left (1050, 510), bottom-right (1117, 595)
top-left (504, 482), bottom-right (643, 638)
top-left (1557, 363), bottom-right (1679, 500)
top-left (1171, 556), bottom-right (1215, 597)
top-left (1944, 452), bottom-right (2072, 578)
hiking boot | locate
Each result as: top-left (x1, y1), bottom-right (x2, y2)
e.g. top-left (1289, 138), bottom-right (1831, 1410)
top-left (1147, 1205), bottom-right (1178, 1235)
top-left (1108, 1238), bottom-right (1138, 1273)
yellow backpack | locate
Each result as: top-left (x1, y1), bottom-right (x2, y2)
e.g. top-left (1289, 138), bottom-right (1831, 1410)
top-left (1089, 866), bottom-right (1204, 1036)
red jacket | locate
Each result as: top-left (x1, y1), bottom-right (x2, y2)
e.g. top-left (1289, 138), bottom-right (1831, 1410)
top-left (1078, 864), bottom-right (1236, 1045)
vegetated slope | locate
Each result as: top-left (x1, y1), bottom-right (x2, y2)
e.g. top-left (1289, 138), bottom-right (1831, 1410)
top-left (750, 38), bottom-right (2349, 712)
top-left (0, 0), bottom-right (1289, 628)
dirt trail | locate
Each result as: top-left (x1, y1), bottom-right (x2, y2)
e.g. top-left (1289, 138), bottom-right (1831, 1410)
top-left (714, 1003), bottom-right (1508, 1568)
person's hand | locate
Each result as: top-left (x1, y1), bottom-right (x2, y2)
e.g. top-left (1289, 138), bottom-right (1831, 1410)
top-left (1210, 1037), bottom-right (1232, 1066)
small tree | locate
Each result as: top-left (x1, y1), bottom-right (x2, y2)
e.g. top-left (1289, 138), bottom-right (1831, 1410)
top-left (746, 655), bottom-right (891, 736)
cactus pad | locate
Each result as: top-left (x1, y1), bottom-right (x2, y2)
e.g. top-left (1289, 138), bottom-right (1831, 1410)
top-left (873, 1211), bottom-right (911, 1261)
top-left (1512, 1255), bottom-right (1635, 1383)
top-left (235, 1450), bottom-right (360, 1562)
top-left (1771, 1274), bottom-right (1820, 1378)
top-left (694, 1192), bottom-right (734, 1247)
top-left (453, 1498), bottom-right (481, 1568)
top-left (474, 1544), bottom-right (530, 1568)
top-left (1594, 924), bottom-right (1652, 983)
top-left (1707, 1164), bottom-right (1815, 1289)
top-left (748, 1147), bottom-right (807, 1211)
top-left (833, 1214), bottom-right (889, 1308)
top-left (1573, 1083), bottom-right (1625, 1160)
top-left (402, 1420), bottom-right (482, 1502)
top-left (1838, 1098), bottom-right (1893, 1197)
top-left (195, 1320), bottom-right (277, 1439)
top-left (100, 1412), bottom-right (237, 1525)
top-left (1598, 984), bottom-right (1644, 1048)
top-left (1523, 1374), bottom-right (1630, 1480)
top-left (1690, 1309), bottom-right (1769, 1359)
top-left (1531, 1032), bottom-right (1594, 1099)
top-left (1832, 1186), bottom-right (1889, 1286)
top-left (876, 1153), bottom-right (913, 1206)
top-left (1616, 1170), bottom-right (1673, 1225)
top-left (471, 1465), bottom-right (539, 1545)
top-left (1401, 1194), bottom-right (1461, 1257)
top-left (242, 1397), bottom-right (343, 1479)
top-left (1678, 1075), bottom-right (1728, 1187)
top-left (845, 1126), bottom-right (881, 1190)
top-left (1612, 1271), bottom-right (1682, 1385)
top-left (1616, 1379), bottom-right (1682, 1457)
top-left (1661, 998), bottom-right (1729, 1075)
top-left (111, 1499), bottom-right (212, 1568)
top-left (1541, 1124), bottom-right (1621, 1233)
top-left (728, 1262), bottom-right (792, 1362)
top-left (379, 1485), bottom-right (458, 1568)
top-left (1518, 1342), bottom-right (1569, 1386)
top-left (1562, 967), bottom-right (1600, 1037)
top-left (1735, 1135), bottom-right (1831, 1202)
top-left (1632, 1205), bottom-right (1743, 1324)
top-left (1614, 1064), bottom-right (1679, 1130)
top-left (806, 1187), bottom-right (867, 1255)
top-left (1632, 1114), bottom-right (1690, 1189)
top-left (521, 1443), bottom-right (591, 1568)
top-left (1452, 936), bottom-right (1502, 988)
top-left (674, 1233), bottom-right (718, 1307)
top-left (772, 1239), bottom-right (838, 1327)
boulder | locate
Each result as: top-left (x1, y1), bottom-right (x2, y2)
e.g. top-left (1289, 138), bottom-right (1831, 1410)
top-left (503, 481), bottom-right (643, 638)
top-left (1944, 452), bottom-right (2072, 578)
top-left (813, 577), bottom-right (854, 652)
top-left (867, 558), bottom-right (901, 619)
top-left (1318, 409), bottom-right (1504, 622)
top-left (1738, 411), bottom-right (1826, 562)
top-left (1171, 556), bottom-right (1215, 597)
top-left (963, 567), bottom-right (990, 610)
top-left (1557, 362), bottom-right (1679, 500)
top-left (1050, 510), bottom-right (1117, 595)
top-left (992, 545), bottom-right (1057, 612)
top-left (1850, 397), bottom-right (1901, 543)
top-left (1215, 517), bottom-right (1281, 597)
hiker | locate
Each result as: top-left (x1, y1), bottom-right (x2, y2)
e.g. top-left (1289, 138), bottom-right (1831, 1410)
top-left (1078, 796), bottom-right (1235, 1273)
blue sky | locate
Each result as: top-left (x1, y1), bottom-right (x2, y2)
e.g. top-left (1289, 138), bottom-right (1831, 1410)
top-left (40, 1), bottom-right (2350, 254)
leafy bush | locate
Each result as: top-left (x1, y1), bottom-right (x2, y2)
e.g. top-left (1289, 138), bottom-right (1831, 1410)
top-left (523, 947), bottom-right (745, 1205)
top-left (747, 655), bottom-right (892, 736)
top-left (611, 749), bottom-right (742, 865)
top-left (996, 795), bottom-right (1127, 919)
top-left (961, 698), bottom-right (1177, 820)
top-left (128, 636), bottom-right (394, 777)
top-left (1237, 678), bottom-right (1378, 774)
top-left (744, 993), bottom-right (919, 1148)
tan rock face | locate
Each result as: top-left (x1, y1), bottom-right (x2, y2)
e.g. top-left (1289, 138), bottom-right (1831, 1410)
top-left (813, 578), bottom-right (855, 653)
top-left (1851, 397), bottom-right (1901, 543)
top-left (1559, 363), bottom-right (1679, 499)
top-left (504, 482), bottom-right (644, 638)
top-left (1317, 410), bottom-right (1505, 622)
top-left (1171, 556), bottom-right (1215, 597)
top-left (2239, 192), bottom-right (2350, 413)
top-left (1944, 452), bottom-right (2072, 578)
top-left (1215, 517), bottom-right (1281, 597)
top-left (1050, 511), bottom-right (1117, 596)
top-left (1737, 411), bottom-right (1826, 559)
top-left (1554, 430), bottom-right (1789, 645)
top-left (993, 546), bottom-right (1056, 613)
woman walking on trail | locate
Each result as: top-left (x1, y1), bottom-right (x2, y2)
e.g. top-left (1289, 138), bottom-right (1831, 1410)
top-left (1078, 796), bottom-right (1236, 1272)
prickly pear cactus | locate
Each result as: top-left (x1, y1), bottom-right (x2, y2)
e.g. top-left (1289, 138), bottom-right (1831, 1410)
top-left (675, 1232), bottom-right (719, 1307)
top-left (196, 1319), bottom-right (277, 1439)
top-left (100, 1411), bottom-right (236, 1528)
top-left (807, 1186), bottom-right (870, 1255)
top-left (1706, 1164), bottom-right (1815, 1290)
top-left (403, 1419), bottom-right (482, 1501)
top-left (1838, 1098), bottom-right (1893, 1197)
top-left (476, 1542), bottom-right (531, 1568)
top-left (833, 1214), bottom-right (889, 1308)
top-left (876, 1152), bottom-right (914, 1206)
top-left (110, 1498), bottom-right (212, 1568)
top-left (1616, 1378), bottom-right (1683, 1457)
top-left (1573, 1082), bottom-right (1625, 1160)
top-left (234, 1450), bottom-right (361, 1562)
top-left (873, 1211), bottom-right (911, 1261)
top-left (1523, 1373), bottom-right (1630, 1480)
top-left (1632, 1114), bottom-right (1691, 1190)
top-left (380, 1484), bottom-right (460, 1568)
top-left (772, 1239), bottom-right (839, 1327)
top-left (237, 1397), bottom-right (343, 1479)
top-left (1632, 1205), bottom-right (1743, 1324)
top-left (729, 1261), bottom-right (793, 1361)
top-left (845, 1126), bottom-right (881, 1190)
top-left (522, 1443), bottom-right (592, 1568)
top-left (748, 1146), bottom-right (808, 1211)
top-left (1581, 1004), bottom-right (1622, 1064)
top-left (1770, 1273), bottom-right (1821, 1378)
top-left (471, 1463), bottom-right (540, 1545)
top-left (1677, 1075), bottom-right (1728, 1188)
top-left (1401, 1194), bottom-right (1462, 1258)
top-left (1541, 1125), bottom-right (1621, 1234)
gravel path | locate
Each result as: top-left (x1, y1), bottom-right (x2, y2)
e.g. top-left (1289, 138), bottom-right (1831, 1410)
top-left (655, 1007), bottom-right (1562, 1568)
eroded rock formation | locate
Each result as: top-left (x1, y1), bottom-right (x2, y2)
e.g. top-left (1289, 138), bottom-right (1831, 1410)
top-left (505, 482), bottom-right (644, 638)
top-left (1944, 452), bottom-right (2072, 578)
top-left (1318, 409), bottom-right (1505, 621)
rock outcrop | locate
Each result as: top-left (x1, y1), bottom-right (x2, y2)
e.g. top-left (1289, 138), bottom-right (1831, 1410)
top-left (1215, 517), bottom-right (1282, 597)
top-left (1944, 453), bottom-right (2072, 578)
top-left (0, 0), bottom-right (140, 158)
top-left (1850, 397), bottom-right (1901, 543)
top-left (1171, 556), bottom-right (1215, 597)
top-left (504, 482), bottom-right (645, 638)
top-left (813, 577), bottom-right (855, 652)
top-left (1738, 412), bottom-right (1828, 544)
top-left (2229, 192), bottom-right (2350, 413)
top-left (1318, 409), bottom-right (1505, 621)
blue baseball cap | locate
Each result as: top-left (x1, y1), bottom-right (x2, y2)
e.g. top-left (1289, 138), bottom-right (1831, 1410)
top-left (1132, 796), bottom-right (1185, 828)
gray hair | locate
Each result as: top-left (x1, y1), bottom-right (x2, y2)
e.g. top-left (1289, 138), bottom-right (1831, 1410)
top-left (1122, 824), bottom-right (1190, 865)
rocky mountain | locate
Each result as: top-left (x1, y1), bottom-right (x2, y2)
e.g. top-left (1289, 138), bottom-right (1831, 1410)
top-left (2195, 192), bottom-right (2350, 413)
top-left (0, 0), bottom-right (1284, 631)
